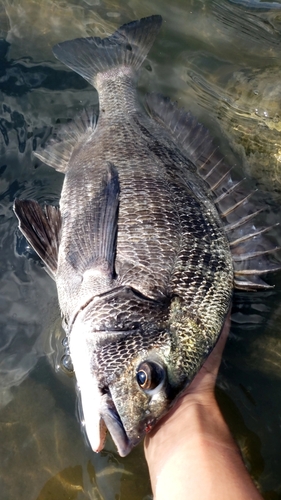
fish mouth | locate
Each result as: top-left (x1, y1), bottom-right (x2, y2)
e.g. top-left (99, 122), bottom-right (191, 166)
top-left (100, 392), bottom-right (140, 457)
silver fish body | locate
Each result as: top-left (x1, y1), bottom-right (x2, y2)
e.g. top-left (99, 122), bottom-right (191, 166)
top-left (13, 16), bottom-right (280, 456)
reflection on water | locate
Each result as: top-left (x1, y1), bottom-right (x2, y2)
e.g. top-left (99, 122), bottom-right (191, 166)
top-left (1, 0), bottom-right (281, 498)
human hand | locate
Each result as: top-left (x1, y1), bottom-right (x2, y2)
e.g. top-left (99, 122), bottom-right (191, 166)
top-left (144, 309), bottom-right (263, 500)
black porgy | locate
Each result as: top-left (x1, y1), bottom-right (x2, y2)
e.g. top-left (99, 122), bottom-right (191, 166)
top-left (14, 15), bottom-right (280, 456)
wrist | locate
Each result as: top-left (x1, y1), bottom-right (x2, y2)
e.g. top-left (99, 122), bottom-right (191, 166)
top-left (145, 392), bottom-right (262, 500)
top-left (144, 391), bottom-right (221, 475)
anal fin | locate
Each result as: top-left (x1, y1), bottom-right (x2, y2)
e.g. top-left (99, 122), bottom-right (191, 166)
top-left (34, 108), bottom-right (97, 173)
top-left (13, 199), bottom-right (61, 279)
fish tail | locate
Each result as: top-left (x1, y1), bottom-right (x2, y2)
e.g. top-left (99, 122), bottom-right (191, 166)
top-left (52, 15), bottom-right (162, 86)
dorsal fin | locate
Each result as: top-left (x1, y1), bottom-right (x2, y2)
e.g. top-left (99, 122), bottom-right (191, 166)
top-left (145, 92), bottom-right (212, 165)
top-left (52, 16), bottom-right (162, 86)
top-left (146, 93), bottom-right (281, 290)
top-left (13, 200), bottom-right (61, 279)
top-left (34, 108), bottom-right (97, 173)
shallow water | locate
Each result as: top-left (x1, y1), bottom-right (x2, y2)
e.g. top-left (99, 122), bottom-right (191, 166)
top-left (1, 0), bottom-right (281, 498)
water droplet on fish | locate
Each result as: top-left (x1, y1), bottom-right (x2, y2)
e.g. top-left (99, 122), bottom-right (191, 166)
top-left (61, 354), bottom-right (74, 372)
top-left (62, 336), bottom-right (69, 348)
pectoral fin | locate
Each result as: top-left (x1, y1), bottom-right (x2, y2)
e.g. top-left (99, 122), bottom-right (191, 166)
top-left (67, 163), bottom-right (120, 278)
top-left (13, 199), bottom-right (61, 279)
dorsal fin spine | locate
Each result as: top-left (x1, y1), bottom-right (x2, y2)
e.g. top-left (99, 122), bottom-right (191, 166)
top-left (220, 192), bottom-right (254, 219)
top-left (145, 92), bottom-right (281, 290)
top-left (214, 179), bottom-right (246, 204)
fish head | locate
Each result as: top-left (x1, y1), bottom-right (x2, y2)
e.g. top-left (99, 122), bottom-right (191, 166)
top-left (69, 307), bottom-right (194, 456)
top-left (99, 344), bottom-right (181, 456)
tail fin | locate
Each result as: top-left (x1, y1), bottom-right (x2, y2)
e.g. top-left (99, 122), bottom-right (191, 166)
top-left (52, 15), bottom-right (162, 86)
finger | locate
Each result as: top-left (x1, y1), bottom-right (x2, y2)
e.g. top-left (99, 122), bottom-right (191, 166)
top-left (213, 307), bottom-right (232, 359)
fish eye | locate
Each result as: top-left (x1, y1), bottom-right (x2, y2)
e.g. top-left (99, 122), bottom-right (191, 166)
top-left (136, 361), bottom-right (165, 391)
top-left (136, 369), bottom-right (147, 387)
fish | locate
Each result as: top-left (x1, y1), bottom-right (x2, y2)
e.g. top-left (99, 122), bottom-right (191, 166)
top-left (13, 15), bottom-right (281, 456)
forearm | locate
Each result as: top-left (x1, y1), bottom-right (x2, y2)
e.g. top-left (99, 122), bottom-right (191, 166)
top-left (145, 394), bottom-right (263, 500)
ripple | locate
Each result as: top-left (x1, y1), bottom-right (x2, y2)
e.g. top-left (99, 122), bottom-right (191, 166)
top-left (228, 0), bottom-right (281, 10)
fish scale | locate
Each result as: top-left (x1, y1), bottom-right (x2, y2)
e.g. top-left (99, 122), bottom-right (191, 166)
top-left (13, 15), bottom-right (280, 456)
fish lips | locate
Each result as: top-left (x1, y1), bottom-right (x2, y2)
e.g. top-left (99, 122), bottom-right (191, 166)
top-left (100, 391), bottom-right (143, 457)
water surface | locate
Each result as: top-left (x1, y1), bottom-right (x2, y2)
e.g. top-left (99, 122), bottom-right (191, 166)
top-left (1, 0), bottom-right (281, 498)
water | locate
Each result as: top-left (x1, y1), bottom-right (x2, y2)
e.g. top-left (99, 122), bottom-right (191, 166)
top-left (1, 0), bottom-right (281, 498)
